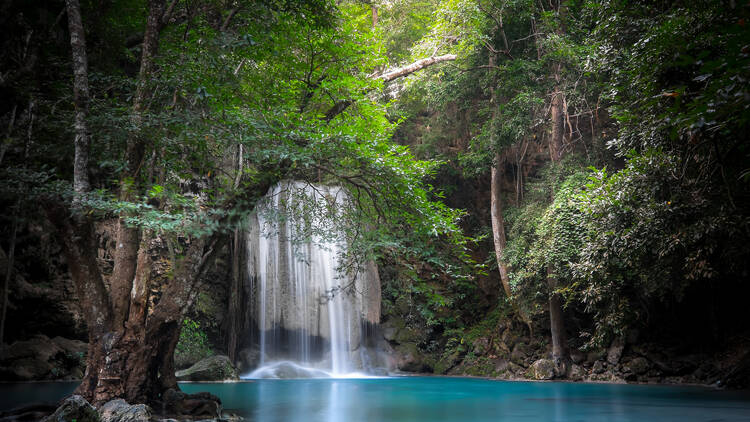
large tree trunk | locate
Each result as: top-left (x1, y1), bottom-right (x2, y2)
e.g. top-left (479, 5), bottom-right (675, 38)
top-left (56, 0), bottom-right (224, 409)
top-left (487, 50), bottom-right (532, 332)
top-left (490, 153), bottom-right (513, 299)
top-left (547, 59), bottom-right (571, 376)
top-left (65, 0), bottom-right (91, 195)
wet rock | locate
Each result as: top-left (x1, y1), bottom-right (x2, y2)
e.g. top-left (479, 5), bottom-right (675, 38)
top-left (175, 355), bottom-right (238, 381)
top-left (99, 399), bottom-right (150, 422)
top-left (529, 359), bottom-right (556, 380)
top-left (234, 348), bottom-right (261, 373)
top-left (510, 343), bottom-right (529, 365)
top-left (247, 361), bottom-right (330, 378)
top-left (508, 362), bottom-right (525, 377)
top-left (41, 395), bottom-right (99, 422)
top-left (494, 358), bottom-right (510, 373)
top-left (607, 338), bottom-right (625, 365)
top-left (568, 364), bottom-right (586, 381)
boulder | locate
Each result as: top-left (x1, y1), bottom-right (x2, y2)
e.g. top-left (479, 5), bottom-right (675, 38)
top-left (52, 336), bottom-right (88, 356)
top-left (41, 395), bottom-right (99, 422)
top-left (529, 359), bottom-right (556, 380)
top-left (568, 364), bottom-right (586, 381)
top-left (393, 343), bottom-right (432, 373)
top-left (592, 360), bottom-right (605, 374)
top-left (606, 338), bottom-right (625, 365)
top-left (175, 355), bottom-right (238, 381)
top-left (0, 334), bottom-right (86, 381)
top-left (98, 399), bottom-right (150, 422)
top-left (1, 335), bottom-right (62, 361)
top-left (493, 358), bottom-right (510, 373)
top-left (235, 347), bottom-right (261, 373)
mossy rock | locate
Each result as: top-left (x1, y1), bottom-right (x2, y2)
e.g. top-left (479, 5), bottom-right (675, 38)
top-left (529, 359), bottom-right (556, 380)
top-left (175, 355), bottom-right (238, 381)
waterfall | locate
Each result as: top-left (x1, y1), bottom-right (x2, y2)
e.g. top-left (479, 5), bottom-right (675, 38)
top-left (238, 181), bottom-right (384, 378)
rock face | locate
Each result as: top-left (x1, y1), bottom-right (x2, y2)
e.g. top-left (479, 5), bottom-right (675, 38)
top-left (0, 334), bottom-right (86, 380)
top-left (626, 357), bottom-right (650, 375)
top-left (607, 338), bottom-right (625, 365)
top-left (175, 355), bottom-right (239, 381)
top-left (41, 395), bottom-right (99, 422)
top-left (98, 399), bottom-right (151, 422)
top-left (529, 359), bottom-right (556, 380)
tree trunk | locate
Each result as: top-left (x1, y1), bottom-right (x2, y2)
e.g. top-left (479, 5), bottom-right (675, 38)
top-left (490, 153), bottom-right (513, 299)
top-left (547, 58), bottom-right (571, 376)
top-left (547, 266), bottom-right (569, 375)
top-left (0, 212), bottom-right (17, 349)
top-left (65, 0), bottom-right (91, 195)
top-left (55, 0), bottom-right (224, 408)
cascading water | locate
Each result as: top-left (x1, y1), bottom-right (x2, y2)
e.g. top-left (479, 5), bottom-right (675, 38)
top-left (238, 181), bottom-right (386, 378)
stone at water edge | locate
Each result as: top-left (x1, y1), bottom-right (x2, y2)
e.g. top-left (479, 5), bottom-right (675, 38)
top-left (529, 359), bottom-right (556, 380)
top-left (41, 395), bottom-right (99, 422)
top-left (98, 399), bottom-right (151, 422)
top-left (175, 355), bottom-right (239, 381)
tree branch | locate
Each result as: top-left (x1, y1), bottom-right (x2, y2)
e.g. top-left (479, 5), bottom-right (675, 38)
top-left (378, 54), bottom-right (457, 82)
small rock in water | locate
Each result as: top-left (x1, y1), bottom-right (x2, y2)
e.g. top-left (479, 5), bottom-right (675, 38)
top-left (99, 399), bottom-right (151, 422)
top-left (246, 361), bottom-right (332, 379)
top-left (41, 395), bottom-right (98, 422)
top-left (175, 355), bottom-right (238, 381)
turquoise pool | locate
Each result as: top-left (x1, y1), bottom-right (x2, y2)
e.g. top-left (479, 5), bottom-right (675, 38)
top-left (2, 377), bottom-right (750, 421)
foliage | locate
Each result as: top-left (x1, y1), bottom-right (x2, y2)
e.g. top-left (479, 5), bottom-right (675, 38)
top-left (175, 317), bottom-right (213, 368)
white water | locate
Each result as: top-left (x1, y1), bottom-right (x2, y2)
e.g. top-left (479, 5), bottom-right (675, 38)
top-left (242, 181), bottom-right (381, 379)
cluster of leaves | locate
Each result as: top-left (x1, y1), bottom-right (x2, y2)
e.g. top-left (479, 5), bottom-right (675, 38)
top-left (175, 317), bottom-right (213, 368)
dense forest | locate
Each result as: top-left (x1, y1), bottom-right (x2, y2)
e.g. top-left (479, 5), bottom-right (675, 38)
top-left (0, 0), bottom-right (749, 420)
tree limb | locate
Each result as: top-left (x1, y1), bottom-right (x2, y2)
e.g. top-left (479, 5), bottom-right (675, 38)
top-left (378, 54), bottom-right (457, 82)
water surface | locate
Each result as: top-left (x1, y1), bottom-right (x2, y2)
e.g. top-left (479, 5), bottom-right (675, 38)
top-left (181, 377), bottom-right (750, 422)
top-left (3, 377), bottom-right (750, 422)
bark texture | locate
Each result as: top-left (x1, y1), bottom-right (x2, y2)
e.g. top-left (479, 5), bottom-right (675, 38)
top-left (53, 0), bottom-right (226, 409)
top-left (490, 153), bottom-right (513, 299)
top-left (65, 0), bottom-right (90, 195)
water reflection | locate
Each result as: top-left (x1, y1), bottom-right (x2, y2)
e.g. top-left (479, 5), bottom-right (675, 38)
top-left (7, 379), bottom-right (744, 422)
